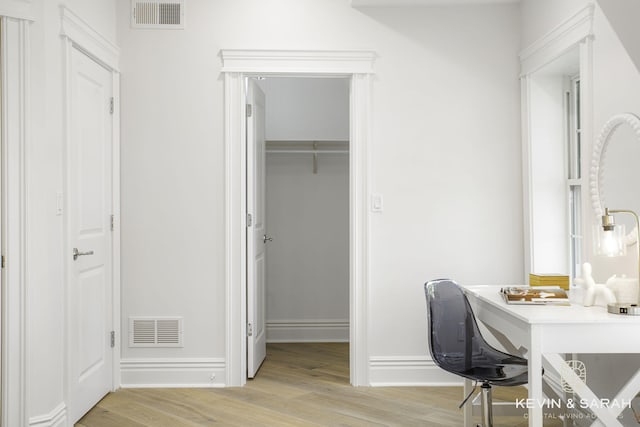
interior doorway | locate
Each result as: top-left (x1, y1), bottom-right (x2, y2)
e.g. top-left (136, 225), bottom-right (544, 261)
top-left (247, 76), bottom-right (350, 378)
top-left (221, 49), bottom-right (375, 387)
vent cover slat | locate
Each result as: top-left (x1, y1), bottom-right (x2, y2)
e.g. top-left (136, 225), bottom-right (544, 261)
top-left (132, 1), bottom-right (184, 29)
top-left (129, 317), bottom-right (183, 347)
top-left (159, 3), bottom-right (181, 25)
top-left (157, 319), bottom-right (180, 343)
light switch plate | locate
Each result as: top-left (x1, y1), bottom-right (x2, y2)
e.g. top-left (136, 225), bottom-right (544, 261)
top-left (56, 192), bottom-right (64, 216)
top-left (371, 193), bottom-right (383, 212)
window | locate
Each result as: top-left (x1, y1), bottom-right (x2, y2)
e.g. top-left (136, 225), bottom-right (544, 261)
top-left (521, 9), bottom-right (593, 281)
top-left (566, 76), bottom-right (582, 280)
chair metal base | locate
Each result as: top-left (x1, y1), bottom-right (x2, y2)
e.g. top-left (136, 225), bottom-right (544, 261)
top-left (479, 382), bottom-right (493, 427)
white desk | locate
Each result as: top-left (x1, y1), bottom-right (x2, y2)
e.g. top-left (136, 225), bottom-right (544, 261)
top-left (463, 285), bottom-right (640, 427)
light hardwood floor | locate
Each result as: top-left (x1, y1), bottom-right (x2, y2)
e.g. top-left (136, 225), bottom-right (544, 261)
top-left (76, 343), bottom-right (541, 426)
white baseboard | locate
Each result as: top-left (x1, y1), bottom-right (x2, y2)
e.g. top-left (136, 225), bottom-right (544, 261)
top-left (369, 356), bottom-right (462, 386)
top-left (266, 319), bottom-right (349, 343)
top-left (120, 357), bottom-right (226, 387)
top-left (29, 403), bottom-right (66, 427)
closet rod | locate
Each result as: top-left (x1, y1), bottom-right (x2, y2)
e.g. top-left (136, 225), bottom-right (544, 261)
top-left (265, 141), bottom-right (349, 174)
top-left (265, 140), bottom-right (349, 154)
top-left (265, 140), bottom-right (349, 144)
top-left (265, 150), bottom-right (348, 154)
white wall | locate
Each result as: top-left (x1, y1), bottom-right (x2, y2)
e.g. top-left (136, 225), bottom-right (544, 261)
top-left (117, 0), bottom-right (523, 386)
top-left (363, 5), bottom-right (522, 372)
top-left (597, 0), bottom-right (640, 74)
top-left (588, 4), bottom-right (640, 283)
top-left (261, 78), bottom-right (350, 342)
top-left (266, 153), bottom-right (350, 341)
top-left (262, 78), bottom-right (350, 141)
top-left (19, 0), bottom-right (118, 423)
top-left (520, 0), bottom-right (592, 48)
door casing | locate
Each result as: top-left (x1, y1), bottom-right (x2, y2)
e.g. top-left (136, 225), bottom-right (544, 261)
top-left (1, 15), bottom-right (30, 427)
top-left (221, 49), bottom-right (376, 387)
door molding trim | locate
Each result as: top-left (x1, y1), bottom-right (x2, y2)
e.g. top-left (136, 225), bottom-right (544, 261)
top-left (519, 4), bottom-right (594, 76)
top-left (0, 1), bottom-right (35, 22)
top-left (1, 16), bottom-right (30, 427)
top-left (60, 5), bottom-right (121, 417)
top-left (221, 49), bottom-right (376, 386)
top-left (60, 7), bottom-right (120, 72)
top-left (220, 49), bottom-right (377, 75)
top-left (28, 402), bottom-right (66, 427)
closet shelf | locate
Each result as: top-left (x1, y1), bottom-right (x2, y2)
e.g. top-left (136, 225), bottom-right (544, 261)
top-left (265, 140), bottom-right (349, 173)
top-left (265, 139), bottom-right (349, 154)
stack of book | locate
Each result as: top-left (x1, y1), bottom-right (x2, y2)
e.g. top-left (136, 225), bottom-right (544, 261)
top-left (529, 273), bottom-right (570, 290)
top-left (501, 287), bottom-right (569, 305)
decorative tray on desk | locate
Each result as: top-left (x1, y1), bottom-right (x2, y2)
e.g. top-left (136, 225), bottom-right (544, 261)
top-left (500, 286), bottom-right (570, 305)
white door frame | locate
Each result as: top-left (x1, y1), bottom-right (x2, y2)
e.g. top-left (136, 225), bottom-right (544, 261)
top-left (1, 14), bottom-right (31, 427)
top-left (221, 49), bottom-right (376, 387)
top-left (60, 5), bottom-right (121, 399)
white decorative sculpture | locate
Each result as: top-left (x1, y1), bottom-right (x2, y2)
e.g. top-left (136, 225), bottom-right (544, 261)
top-left (605, 274), bottom-right (639, 305)
top-left (574, 262), bottom-right (616, 307)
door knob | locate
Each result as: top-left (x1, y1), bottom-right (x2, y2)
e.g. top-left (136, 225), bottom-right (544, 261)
top-left (263, 234), bottom-right (273, 244)
top-left (73, 248), bottom-right (94, 261)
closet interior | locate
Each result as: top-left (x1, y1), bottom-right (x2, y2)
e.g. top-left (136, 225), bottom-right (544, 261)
top-left (258, 77), bottom-right (350, 344)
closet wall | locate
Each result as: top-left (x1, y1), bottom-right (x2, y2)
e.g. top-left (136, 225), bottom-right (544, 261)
top-left (261, 78), bottom-right (350, 342)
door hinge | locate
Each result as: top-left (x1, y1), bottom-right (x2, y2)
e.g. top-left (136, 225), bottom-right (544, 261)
top-left (109, 97), bottom-right (114, 115)
top-left (247, 213), bottom-right (252, 227)
top-left (247, 323), bottom-right (253, 337)
top-left (246, 103), bottom-right (252, 118)
top-left (110, 214), bottom-right (115, 231)
top-left (110, 331), bottom-right (115, 348)
top-left (1, 255), bottom-right (4, 269)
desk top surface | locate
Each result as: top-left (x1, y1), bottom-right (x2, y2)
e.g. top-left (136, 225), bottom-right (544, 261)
top-left (463, 285), bottom-right (640, 325)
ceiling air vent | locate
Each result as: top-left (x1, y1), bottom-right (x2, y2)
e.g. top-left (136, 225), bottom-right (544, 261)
top-left (131, 1), bottom-right (185, 29)
top-left (129, 317), bottom-right (183, 347)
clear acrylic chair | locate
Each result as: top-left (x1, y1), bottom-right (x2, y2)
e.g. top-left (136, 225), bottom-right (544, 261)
top-left (424, 279), bottom-right (529, 427)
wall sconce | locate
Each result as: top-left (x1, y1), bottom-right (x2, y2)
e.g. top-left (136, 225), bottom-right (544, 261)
top-left (595, 208), bottom-right (640, 283)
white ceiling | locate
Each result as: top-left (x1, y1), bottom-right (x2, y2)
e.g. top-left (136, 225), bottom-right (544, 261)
top-left (351, 0), bottom-right (520, 6)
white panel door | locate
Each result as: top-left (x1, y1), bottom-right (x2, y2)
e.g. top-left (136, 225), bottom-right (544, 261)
top-left (247, 79), bottom-right (267, 378)
top-left (68, 47), bottom-right (113, 423)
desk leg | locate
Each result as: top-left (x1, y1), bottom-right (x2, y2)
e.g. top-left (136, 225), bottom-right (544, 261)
top-left (544, 353), bottom-right (623, 426)
top-left (463, 378), bottom-right (473, 427)
top-left (528, 326), bottom-right (543, 426)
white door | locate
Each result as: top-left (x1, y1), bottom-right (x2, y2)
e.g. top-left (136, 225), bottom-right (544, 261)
top-left (67, 47), bottom-right (114, 423)
top-left (247, 79), bottom-right (267, 378)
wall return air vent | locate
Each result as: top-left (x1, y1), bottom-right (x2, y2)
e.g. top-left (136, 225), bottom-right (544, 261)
top-left (129, 317), bottom-right (184, 347)
top-left (131, 1), bottom-right (185, 29)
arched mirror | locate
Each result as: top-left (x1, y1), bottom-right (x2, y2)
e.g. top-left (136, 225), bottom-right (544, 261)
top-left (590, 113), bottom-right (640, 245)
